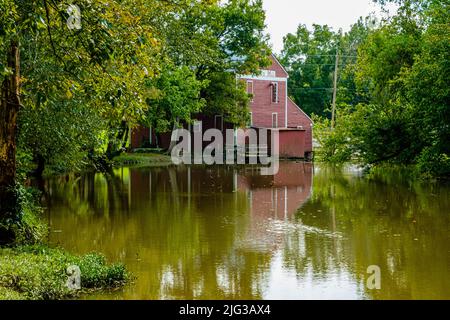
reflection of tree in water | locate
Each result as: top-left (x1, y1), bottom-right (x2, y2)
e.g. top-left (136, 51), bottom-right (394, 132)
top-left (46, 166), bottom-right (276, 299)
top-left (281, 165), bottom-right (450, 299)
top-left (45, 164), bottom-right (450, 299)
top-left (45, 170), bottom-right (130, 218)
top-left (133, 166), bottom-right (274, 299)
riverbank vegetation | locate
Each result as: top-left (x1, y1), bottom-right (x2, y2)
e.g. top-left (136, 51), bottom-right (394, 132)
top-left (0, 245), bottom-right (128, 300)
top-left (280, 0), bottom-right (449, 178)
top-left (0, 184), bottom-right (128, 300)
top-left (112, 152), bottom-right (173, 167)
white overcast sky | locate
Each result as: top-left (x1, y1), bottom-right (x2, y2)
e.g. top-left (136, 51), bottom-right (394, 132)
top-left (263, 0), bottom-right (398, 53)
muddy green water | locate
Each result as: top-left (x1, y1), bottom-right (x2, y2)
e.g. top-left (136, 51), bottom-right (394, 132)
top-left (45, 163), bottom-right (450, 300)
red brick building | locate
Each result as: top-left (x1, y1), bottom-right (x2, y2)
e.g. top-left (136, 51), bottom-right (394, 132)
top-left (241, 54), bottom-right (313, 159)
top-left (131, 54), bottom-right (313, 159)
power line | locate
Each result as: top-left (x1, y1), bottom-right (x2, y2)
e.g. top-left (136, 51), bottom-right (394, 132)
top-left (286, 61), bottom-right (358, 69)
top-left (291, 87), bottom-right (334, 90)
top-left (290, 87), bottom-right (368, 92)
top-left (291, 54), bottom-right (357, 58)
top-left (301, 63), bottom-right (351, 66)
top-left (302, 63), bottom-right (337, 66)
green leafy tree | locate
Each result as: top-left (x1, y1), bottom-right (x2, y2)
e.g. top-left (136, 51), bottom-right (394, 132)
top-left (280, 19), bottom-right (371, 117)
top-left (280, 24), bottom-right (339, 117)
top-left (0, 0), bottom-right (164, 242)
top-left (144, 65), bottom-right (208, 134)
top-left (406, 2), bottom-right (450, 176)
top-left (151, 0), bottom-right (270, 127)
top-left (18, 100), bottom-right (107, 176)
top-left (352, 0), bottom-right (449, 176)
top-left (317, 0), bottom-right (450, 177)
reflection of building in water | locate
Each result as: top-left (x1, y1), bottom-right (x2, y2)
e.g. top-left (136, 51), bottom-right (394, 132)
top-left (128, 163), bottom-right (313, 250)
top-left (237, 162), bottom-right (313, 221)
top-left (128, 163), bottom-right (313, 219)
top-left (128, 163), bottom-right (313, 256)
top-left (126, 163), bottom-right (314, 297)
top-left (234, 162), bottom-right (313, 251)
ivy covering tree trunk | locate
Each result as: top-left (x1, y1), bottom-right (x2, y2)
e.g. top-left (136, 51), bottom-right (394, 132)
top-left (0, 40), bottom-right (21, 243)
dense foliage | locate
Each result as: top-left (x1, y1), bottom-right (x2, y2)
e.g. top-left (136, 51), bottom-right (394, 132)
top-left (0, 245), bottom-right (128, 300)
top-left (1, 0), bottom-right (269, 177)
top-left (145, 0), bottom-right (270, 132)
top-left (281, 0), bottom-right (449, 178)
top-left (0, 0), bottom-right (270, 241)
top-left (280, 17), bottom-right (371, 117)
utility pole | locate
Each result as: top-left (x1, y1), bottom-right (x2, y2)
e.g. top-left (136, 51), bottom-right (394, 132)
top-left (331, 48), bottom-right (339, 129)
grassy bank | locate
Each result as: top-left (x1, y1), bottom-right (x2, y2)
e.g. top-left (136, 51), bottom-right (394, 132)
top-left (112, 151), bottom-right (173, 167)
top-left (0, 245), bottom-right (128, 300)
top-left (1, 185), bottom-right (128, 300)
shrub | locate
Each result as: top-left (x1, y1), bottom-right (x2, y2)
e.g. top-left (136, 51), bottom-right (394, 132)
top-left (73, 253), bottom-right (128, 288)
top-left (0, 246), bottom-right (128, 300)
top-left (416, 147), bottom-right (450, 179)
top-left (0, 185), bottom-right (47, 245)
top-left (312, 114), bottom-right (353, 163)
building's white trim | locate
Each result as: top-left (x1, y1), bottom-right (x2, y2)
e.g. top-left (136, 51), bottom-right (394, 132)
top-left (238, 75), bottom-right (287, 82)
top-left (285, 78), bottom-right (288, 128)
top-left (284, 186), bottom-right (288, 218)
top-left (187, 123), bottom-right (192, 153)
top-left (249, 112), bottom-right (253, 127)
top-left (193, 120), bottom-right (202, 133)
top-left (271, 53), bottom-right (290, 79)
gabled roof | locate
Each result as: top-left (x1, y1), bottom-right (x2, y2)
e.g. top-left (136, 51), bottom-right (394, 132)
top-left (270, 53), bottom-right (289, 78)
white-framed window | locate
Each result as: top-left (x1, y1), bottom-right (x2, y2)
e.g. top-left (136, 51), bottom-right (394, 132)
top-left (271, 82), bottom-right (279, 103)
top-left (247, 81), bottom-right (253, 94)
top-left (261, 70), bottom-right (276, 77)
top-left (247, 80), bottom-right (254, 101)
top-left (272, 113), bottom-right (278, 128)
top-left (214, 115), bottom-right (223, 131)
top-left (248, 112), bottom-right (253, 128)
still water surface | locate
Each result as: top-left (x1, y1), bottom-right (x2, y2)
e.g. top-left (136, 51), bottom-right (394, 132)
top-left (45, 163), bottom-right (450, 299)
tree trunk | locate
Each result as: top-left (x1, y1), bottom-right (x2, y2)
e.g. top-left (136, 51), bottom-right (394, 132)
top-left (106, 120), bottom-right (128, 160)
top-left (0, 40), bottom-right (21, 243)
top-left (33, 153), bottom-right (45, 179)
top-left (121, 125), bottom-right (129, 150)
